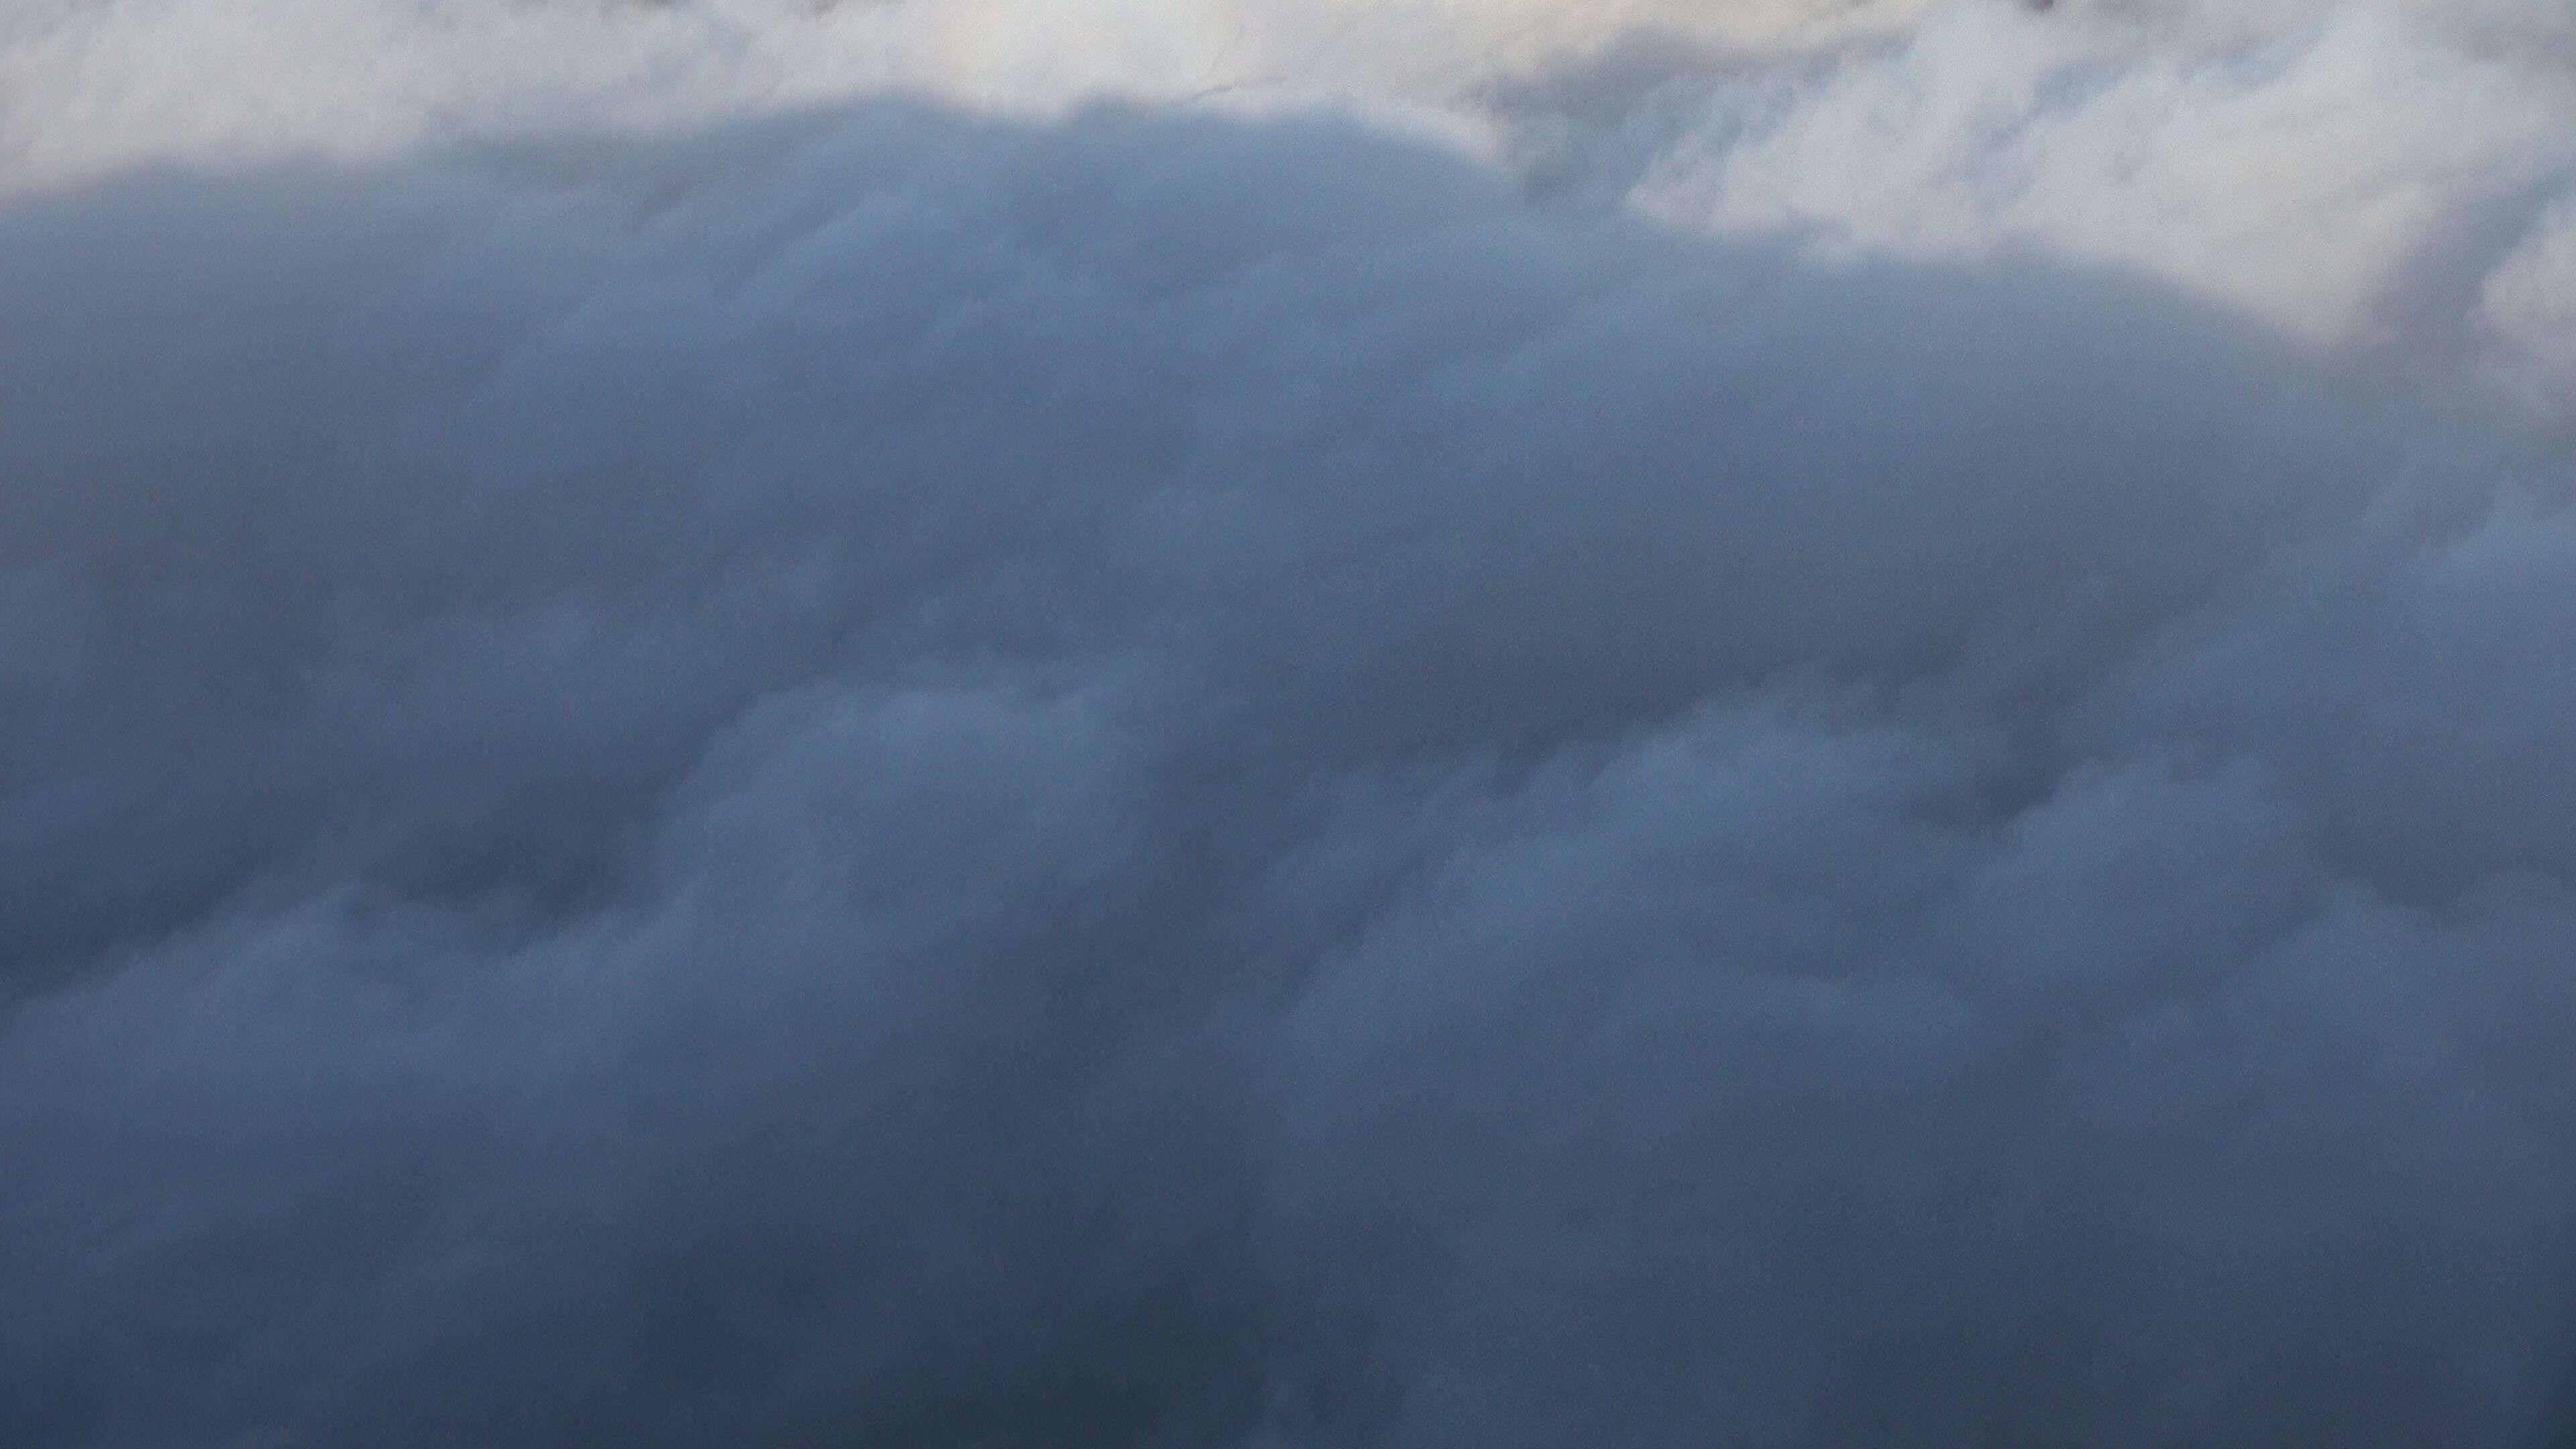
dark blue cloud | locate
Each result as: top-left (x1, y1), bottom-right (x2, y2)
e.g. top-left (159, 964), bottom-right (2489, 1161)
top-left (2, 101), bottom-right (2573, 1448)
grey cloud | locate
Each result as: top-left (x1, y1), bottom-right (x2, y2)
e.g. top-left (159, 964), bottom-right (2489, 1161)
top-left (3, 93), bottom-right (2575, 1449)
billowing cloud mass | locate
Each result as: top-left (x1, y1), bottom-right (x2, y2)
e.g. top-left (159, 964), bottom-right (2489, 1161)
top-left (8, 2), bottom-right (2576, 1445)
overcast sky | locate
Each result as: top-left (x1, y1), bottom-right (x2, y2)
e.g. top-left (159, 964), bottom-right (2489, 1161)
top-left (7, 2), bottom-right (2576, 1446)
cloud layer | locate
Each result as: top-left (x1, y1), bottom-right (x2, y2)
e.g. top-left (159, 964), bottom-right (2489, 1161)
top-left (8, 3), bottom-right (2576, 1446)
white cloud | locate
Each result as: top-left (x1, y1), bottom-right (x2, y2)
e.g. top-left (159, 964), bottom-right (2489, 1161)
top-left (1629, 4), bottom-right (2576, 344)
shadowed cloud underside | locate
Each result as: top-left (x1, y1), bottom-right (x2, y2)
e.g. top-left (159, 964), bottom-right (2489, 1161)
top-left (8, 5), bottom-right (2576, 1447)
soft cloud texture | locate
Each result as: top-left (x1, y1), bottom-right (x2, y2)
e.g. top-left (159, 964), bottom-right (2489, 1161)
top-left (7, 3), bottom-right (2576, 1447)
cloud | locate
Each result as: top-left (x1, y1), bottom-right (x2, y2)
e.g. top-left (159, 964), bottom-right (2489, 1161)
top-left (7, 4), bottom-right (2576, 1447)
